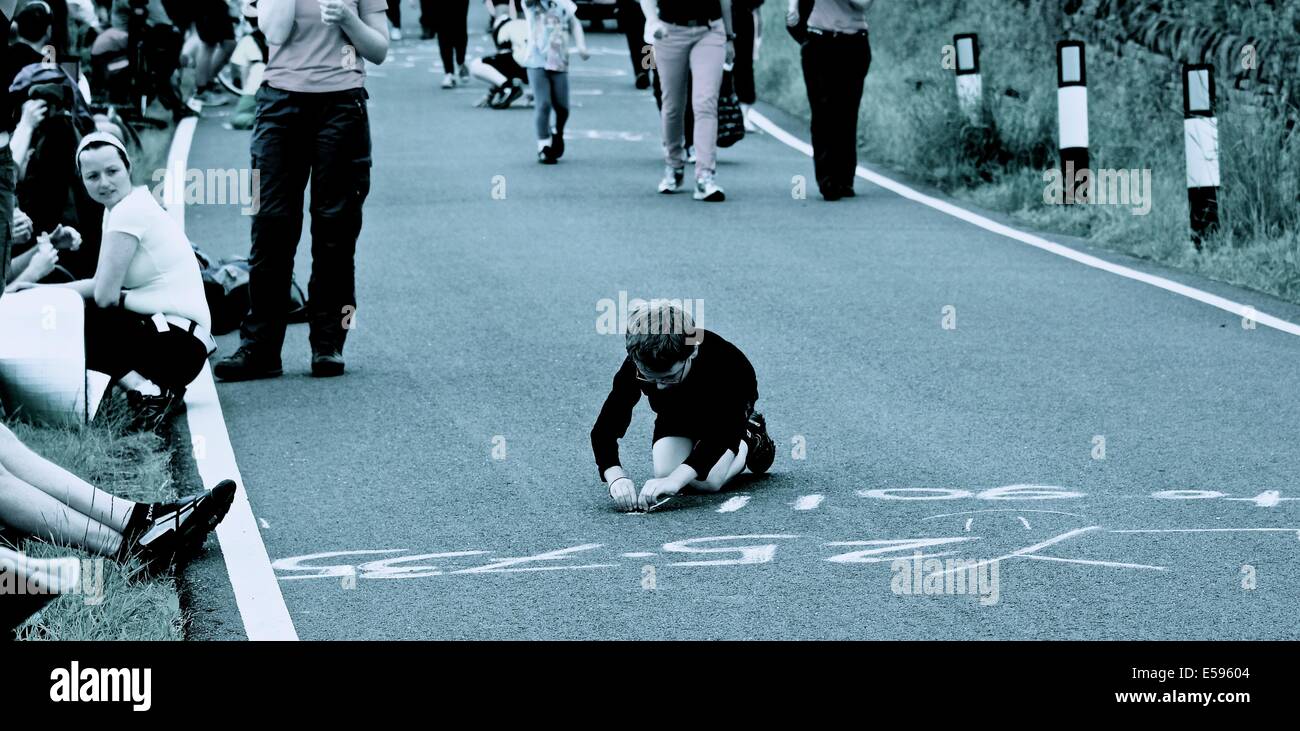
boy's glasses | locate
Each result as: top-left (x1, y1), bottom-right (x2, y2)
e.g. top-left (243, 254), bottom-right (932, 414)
top-left (633, 348), bottom-right (697, 385)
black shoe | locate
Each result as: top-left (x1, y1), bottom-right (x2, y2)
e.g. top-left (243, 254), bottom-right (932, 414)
top-left (214, 347), bottom-right (283, 382)
top-left (489, 83), bottom-right (524, 109)
top-left (821, 188), bottom-right (844, 202)
top-left (743, 412), bottom-right (776, 475)
top-left (311, 351), bottom-right (345, 377)
top-left (126, 388), bottom-right (185, 434)
top-left (839, 184), bottom-right (856, 198)
top-left (128, 480), bottom-right (237, 577)
top-left (538, 148), bottom-right (557, 164)
top-left (550, 132), bottom-right (565, 160)
top-left (635, 73), bottom-right (651, 90)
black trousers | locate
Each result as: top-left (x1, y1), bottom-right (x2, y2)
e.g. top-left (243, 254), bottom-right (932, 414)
top-left (84, 307), bottom-right (209, 392)
top-left (427, 0), bottom-right (469, 71)
top-left (617, 0), bottom-right (650, 83)
top-left (731, 3), bottom-right (757, 105)
top-left (244, 85), bottom-right (373, 358)
top-left (387, 0), bottom-right (401, 27)
top-left (801, 31), bottom-right (871, 194)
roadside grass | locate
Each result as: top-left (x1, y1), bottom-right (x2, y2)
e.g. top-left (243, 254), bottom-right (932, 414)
top-left (4, 389), bottom-right (185, 641)
top-left (756, 2), bottom-right (1300, 305)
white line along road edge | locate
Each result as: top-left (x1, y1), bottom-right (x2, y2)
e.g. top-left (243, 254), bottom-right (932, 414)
top-left (164, 117), bottom-right (299, 640)
top-left (748, 110), bottom-right (1300, 339)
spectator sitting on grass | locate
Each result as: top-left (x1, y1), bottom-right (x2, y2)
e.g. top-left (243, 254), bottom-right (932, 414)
top-left (0, 421), bottom-right (236, 576)
top-left (9, 133), bottom-right (214, 433)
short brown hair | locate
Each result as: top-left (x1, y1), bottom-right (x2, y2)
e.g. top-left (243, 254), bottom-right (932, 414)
top-left (625, 301), bottom-right (695, 372)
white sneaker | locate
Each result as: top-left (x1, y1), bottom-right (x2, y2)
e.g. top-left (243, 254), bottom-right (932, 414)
top-left (694, 173), bottom-right (725, 202)
top-left (658, 166), bottom-right (685, 194)
top-left (686, 145), bottom-right (697, 163)
top-left (390, 27), bottom-right (403, 41)
top-left (441, 73), bottom-right (456, 89)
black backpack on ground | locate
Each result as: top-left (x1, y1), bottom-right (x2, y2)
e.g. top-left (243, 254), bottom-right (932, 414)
top-left (193, 247), bottom-right (307, 335)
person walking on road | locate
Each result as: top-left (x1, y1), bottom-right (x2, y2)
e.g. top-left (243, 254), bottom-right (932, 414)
top-left (522, 0), bottom-right (588, 164)
top-left (642, 0), bottom-right (736, 202)
top-left (793, 0), bottom-right (872, 201)
top-left (617, 0), bottom-right (651, 89)
top-left (214, 0), bottom-right (390, 382)
top-left (732, 0), bottom-right (763, 131)
top-left (431, 0), bottom-right (470, 88)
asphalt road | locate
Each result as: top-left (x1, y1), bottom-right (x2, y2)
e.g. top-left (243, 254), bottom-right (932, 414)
top-left (180, 9), bottom-right (1300, 640)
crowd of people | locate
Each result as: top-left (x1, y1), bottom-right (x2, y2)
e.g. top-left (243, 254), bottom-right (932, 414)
top-left (1, 0), bottom-right (240, 635)
top-left (1, 0), bottom-right (874, 629)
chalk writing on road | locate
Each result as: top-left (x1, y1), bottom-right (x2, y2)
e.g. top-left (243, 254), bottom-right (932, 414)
top-left (273, 526), bottom-right (1300, 583)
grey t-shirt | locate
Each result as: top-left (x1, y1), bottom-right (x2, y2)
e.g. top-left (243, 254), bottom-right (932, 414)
top-left (264, 0), bottom-right (388, 94)
top-left (808, 0), bottom-right (869, 33)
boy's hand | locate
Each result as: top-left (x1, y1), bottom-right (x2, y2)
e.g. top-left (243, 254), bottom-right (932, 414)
top-left (609, 477), bottom-right (639, 512)
top-left (638, 478), bottom-right (678, 510)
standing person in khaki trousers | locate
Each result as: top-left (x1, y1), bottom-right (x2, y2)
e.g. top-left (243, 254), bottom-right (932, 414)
top-left (641, 0), bottom-right (734, 202)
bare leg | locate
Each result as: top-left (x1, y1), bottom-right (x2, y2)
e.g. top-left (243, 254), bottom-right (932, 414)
top-left (0, 463), bottom-right (124, 556)
top-left (652, 437), bottom-right (748, 492)
top-left (0, 423), bottom-right (134, 534)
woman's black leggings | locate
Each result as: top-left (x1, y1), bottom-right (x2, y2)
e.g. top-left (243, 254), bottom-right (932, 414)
top-left (84, 307), bottom-right (208, 393)
top-left (430, 0), bottom-right (470, 72)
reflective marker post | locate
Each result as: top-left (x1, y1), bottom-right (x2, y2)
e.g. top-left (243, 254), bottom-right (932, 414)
top-left (1183, 63), bottom-right (1220, 249)
top-left (954, 33), bottom-right (982, 122)
top-left (1056, 40), bottom-right (1089, 204)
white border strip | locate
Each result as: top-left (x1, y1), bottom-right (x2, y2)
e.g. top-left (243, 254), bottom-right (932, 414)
top-left (163, 119), bottom-right (298, 641)
top-left (749, 109), bottom-right (1300, 338)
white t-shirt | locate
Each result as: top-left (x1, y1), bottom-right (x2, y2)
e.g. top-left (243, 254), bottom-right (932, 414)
top-left (104, 186), bottom-right (211, 331)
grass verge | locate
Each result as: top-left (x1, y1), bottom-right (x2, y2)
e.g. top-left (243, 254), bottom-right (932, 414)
top-left (5, 406), bottom-right (185, 641)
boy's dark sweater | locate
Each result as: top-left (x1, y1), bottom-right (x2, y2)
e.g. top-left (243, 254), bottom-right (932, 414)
top-left (591, 330), bottom-right (758, 480)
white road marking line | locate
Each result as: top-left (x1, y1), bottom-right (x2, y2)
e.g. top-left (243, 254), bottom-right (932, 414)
top-left (717, 496), bottom-right (751, 513)
top-left (923, 508), bottom-right (1085, 520)
top-left (1110, 528), bottom-right (1300, 533)
top-left (183, 365), bottom-right (298, 640)
top-left (1224, 490), bottom-right (1298, 507)
top-left (166, 127), bottom-right (298, 641)
top-left (1021, 555), bottom-right (1167, 571)
top-left (161, 116), bottom-right (196, 231)
top-left (964, 518), bottom-right (973, 532)
top-left (259, 518), bottom-right (269, 529)
top-left (793, 495), bottom-right (824, 511)
top-left (749, 109), bottom-right (1300, 339)
top-left (621, 552), bottom-right (657, 558)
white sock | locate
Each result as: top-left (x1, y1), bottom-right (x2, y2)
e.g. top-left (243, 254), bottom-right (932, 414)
top-left (538, 139), bottom-right (549, 151)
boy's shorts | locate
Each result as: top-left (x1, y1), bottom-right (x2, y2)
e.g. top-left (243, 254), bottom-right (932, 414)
top-left (484, 53), bottom-right (526, 83)
top-left (652, 400), bottom-right (756, 445)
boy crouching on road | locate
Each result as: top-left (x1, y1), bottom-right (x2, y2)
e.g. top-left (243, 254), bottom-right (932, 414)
top-left (591, 302), bottom-right (775, 512)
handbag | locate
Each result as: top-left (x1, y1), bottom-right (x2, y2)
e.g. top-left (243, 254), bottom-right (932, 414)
top-left (717, 70), bottom-right (746, 149)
